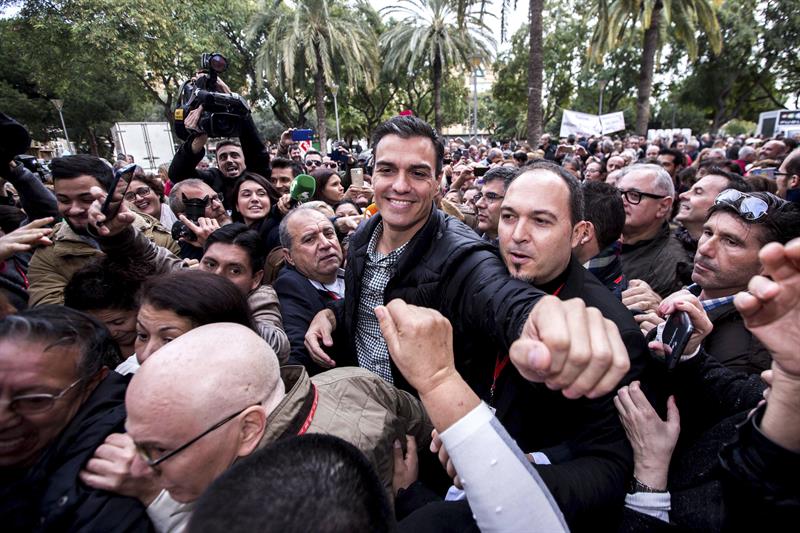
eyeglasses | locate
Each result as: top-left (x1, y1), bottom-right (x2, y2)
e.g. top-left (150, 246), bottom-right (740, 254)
top-left (4, 378), bottom-right (84, 415)
top-left (134, 404), bottom-right (256, 468)
top-left (306, 160), bottom-right (323, 168)
top-left (617, 188), bottom-right (668, 205)
top-left (209, 193), bottom-right (224, 204)
top-left (323, 162), bottom-right (338, 169)
top-left (123, 186), bottom-right (152, 202)
top-left (472, 191), bottom-right (505, 204)
top-left (714, 189), bottom-right (770, 220)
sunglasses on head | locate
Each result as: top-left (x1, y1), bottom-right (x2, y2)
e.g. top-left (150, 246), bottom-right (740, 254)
top-left (714, 189), bottom-right (771, 221)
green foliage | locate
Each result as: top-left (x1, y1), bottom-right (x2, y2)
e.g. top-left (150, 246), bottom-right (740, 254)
top-left (720, 119), bottom-right (757, 137)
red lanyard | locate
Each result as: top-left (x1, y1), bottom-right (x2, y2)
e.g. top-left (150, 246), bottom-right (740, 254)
top-left (490, 282), bottom-right (564, 399)
top-left (297, 384), bottom-right (319, 435)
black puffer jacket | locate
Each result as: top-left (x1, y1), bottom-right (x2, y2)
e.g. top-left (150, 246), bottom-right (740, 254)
top-left (0, 372), bottom-right (153, 533)
top-left (331, 206), bottom-right (545, 394)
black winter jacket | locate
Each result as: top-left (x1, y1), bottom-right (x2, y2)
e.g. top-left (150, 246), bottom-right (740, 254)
top-left (0, 372), bottom-right (153, 533)
top-left (167, 115), bottom-right (270, 211)
top-left (331, 206), bottom-right (545, 395)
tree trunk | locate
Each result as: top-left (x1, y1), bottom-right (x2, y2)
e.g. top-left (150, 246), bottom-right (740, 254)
top-left (313, 42), bottom-right (328, 151)
top-left (432, 50), bottom-right (443, 132)
top-left (526, 0), bottom-right (544, 146)
top-left (88, 128), bottom-right (99, 156)
top-left (635, 4), bottom-right (662, 136)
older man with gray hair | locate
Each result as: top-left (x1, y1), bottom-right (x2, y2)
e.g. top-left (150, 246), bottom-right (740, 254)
top-left (617, 164), bottom-right (693, 298)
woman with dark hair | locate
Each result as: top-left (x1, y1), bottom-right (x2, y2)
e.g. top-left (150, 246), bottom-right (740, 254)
top-left (230, 172), bottom-right (283, 251)
top-left (311, 168), bottom-right (345, 207)
top-left (124, 173), bottom-right (178, 229)
top-left (134, 270), bottom-right (257, 364)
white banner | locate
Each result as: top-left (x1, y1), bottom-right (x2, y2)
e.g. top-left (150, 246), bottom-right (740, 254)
top-left (560, 110), bottom-right (626, 137)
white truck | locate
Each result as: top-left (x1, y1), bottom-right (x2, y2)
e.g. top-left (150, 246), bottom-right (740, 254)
top-left (111, 122), bottom-right (176, 173)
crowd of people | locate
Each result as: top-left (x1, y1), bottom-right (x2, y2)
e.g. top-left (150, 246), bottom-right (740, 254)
top-left (1, 101), bottom-right (800, 532)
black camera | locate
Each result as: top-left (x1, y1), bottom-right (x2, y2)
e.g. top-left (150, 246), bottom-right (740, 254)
top-left (173, 53), bottom-right (251, 141)
top-left (14, 154), bottom-right (48, 181)
top-left (170, 194), bottom-right (208, 242)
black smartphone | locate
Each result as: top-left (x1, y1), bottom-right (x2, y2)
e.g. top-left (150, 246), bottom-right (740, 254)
top-left (661, 311), bottom-right (694, 370)
top-left (473, 166), bottom-right (489, 177)
top-left (101, 163), bottom-right (137, 219)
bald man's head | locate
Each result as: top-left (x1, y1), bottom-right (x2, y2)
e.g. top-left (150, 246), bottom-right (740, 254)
top-left (125, 323), bottom-right (285, 503)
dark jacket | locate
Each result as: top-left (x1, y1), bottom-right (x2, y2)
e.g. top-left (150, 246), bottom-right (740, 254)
top-left (492, 256), bottom-right (648, 531)
top-left (620, 223), bottom-right (693, 298)
top-left (330, 206), bottom-right (545, 395)
top-left (167, 116), bottom-right (270, 211)
top-left (718, 404), bottom-right (800, 530)
top-left (704, 301), bottom-right (772, 375)
top-left (0, 372), bottom-right (153, 532)
top-left (273, 265), bottom-right (339, 375)
top-left (0, 163), bottom-right (58, 310)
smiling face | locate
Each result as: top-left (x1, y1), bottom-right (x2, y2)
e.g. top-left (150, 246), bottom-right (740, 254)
top-left (134, 304), bottom-right (195, 364)
top-left (126, 179), bottom-right (161, 218)
top-left (372, 134), bottom-right (438, 246)
top-left (499, 170), bottom-right (581, 285)
top-left (88, 308), bottom-right (138, 358)
top-left (0, 339), bottom-right (86, 467)
top-left (675, 174), bottom-right (729, 227)
top-left (236, 180), bottom-right (271, 225)
top-left (216, 144), bottom-right (245, 179)
top-left (54, 175), bottom-right (104, 234)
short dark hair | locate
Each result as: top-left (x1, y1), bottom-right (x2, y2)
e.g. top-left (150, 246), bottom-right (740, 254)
top-left (230, 173), bottom-right (279, 222)
top-left (658, 148), bottom-right (686, 168)
top-left (484, 166), bottom-right (517, 191)
top-left (582, 181), bottom-right (626, 250)
top-left (271, 157), bottom-right (303, 178)
top-left (215, 140), bottom-right (242, 153)
top-left (204, 223), bottom-right (267, 275)
top-left (304, 149), bottom-right (322, 161)
top-left (514, 160), bottom-right (584, 225)
top-left (371, 115), bottom-right (445, 177)
top-left (188, 434), bottom-right (394, 533)
top-left (512, 150), bottom-right (528, 165)
top-left (64, 257), bottom-right (151, 313)
top-left (139, 270), bottom-right (256, 331)
top-left (707, 191), bottom-right (800, 246)
top-left (701, 166), bottom-right (751, 193)
top-left (0, 305), bottom-right (122, 382)
top-left (50, 154), bottom-right (114, 191)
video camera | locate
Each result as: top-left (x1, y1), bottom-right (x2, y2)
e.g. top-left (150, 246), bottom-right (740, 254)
top-left (173, 53), bottom-right (251, 141)
top-left (170, 194), bottom-right (208, 242)
top-left (15, 155), bottom-right (49, 181)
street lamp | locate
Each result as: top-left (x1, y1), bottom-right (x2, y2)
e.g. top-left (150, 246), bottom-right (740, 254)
top-left (51, 99), bottom-right (71, 154)
top-left (597, 79), bottom-right (608, 117)
top-left (330, 83), bottom-right (341, 142)
top-left (470, 55), bottom-right (482, 140)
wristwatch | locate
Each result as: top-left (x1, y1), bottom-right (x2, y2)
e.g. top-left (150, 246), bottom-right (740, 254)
top-left (628, 476), bottom-right (667, 494)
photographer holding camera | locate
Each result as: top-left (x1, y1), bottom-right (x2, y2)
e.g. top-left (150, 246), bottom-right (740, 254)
top-left (168, 54), bottom-right (270, 212)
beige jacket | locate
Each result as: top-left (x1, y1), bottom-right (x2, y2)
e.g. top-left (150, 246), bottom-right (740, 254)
top-left (27, 214), bottom-right (179, 307)
top-left (97, 226), bottom-right (290, 362)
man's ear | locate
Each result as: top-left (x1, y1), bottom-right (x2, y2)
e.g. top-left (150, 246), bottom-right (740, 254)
top-left (250, 269), bottom-right (265, 291)
top-left (790, 174), bottom-right (800, 189)
top-left (236, 407), bottom-right (267, 458)
top-left (281, 248), bottom-right (294, 267)
top-left (571, 220), bottom-right (591, 249)
top-left (657, 196), bottom-right (674, 219)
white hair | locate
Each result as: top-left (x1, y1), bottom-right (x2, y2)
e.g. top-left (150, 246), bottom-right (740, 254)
top-left (617, 163), bottom-right (675, 197)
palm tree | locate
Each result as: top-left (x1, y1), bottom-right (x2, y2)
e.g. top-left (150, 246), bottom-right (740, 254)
top-left (248, 0), bottom-right (377, 149)
top-left (380, 0), bottom-right (494, 132)
top-left (589, 0), bottom-right (722, 135)
top-left (526, 0), bottom-right (544, 147)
